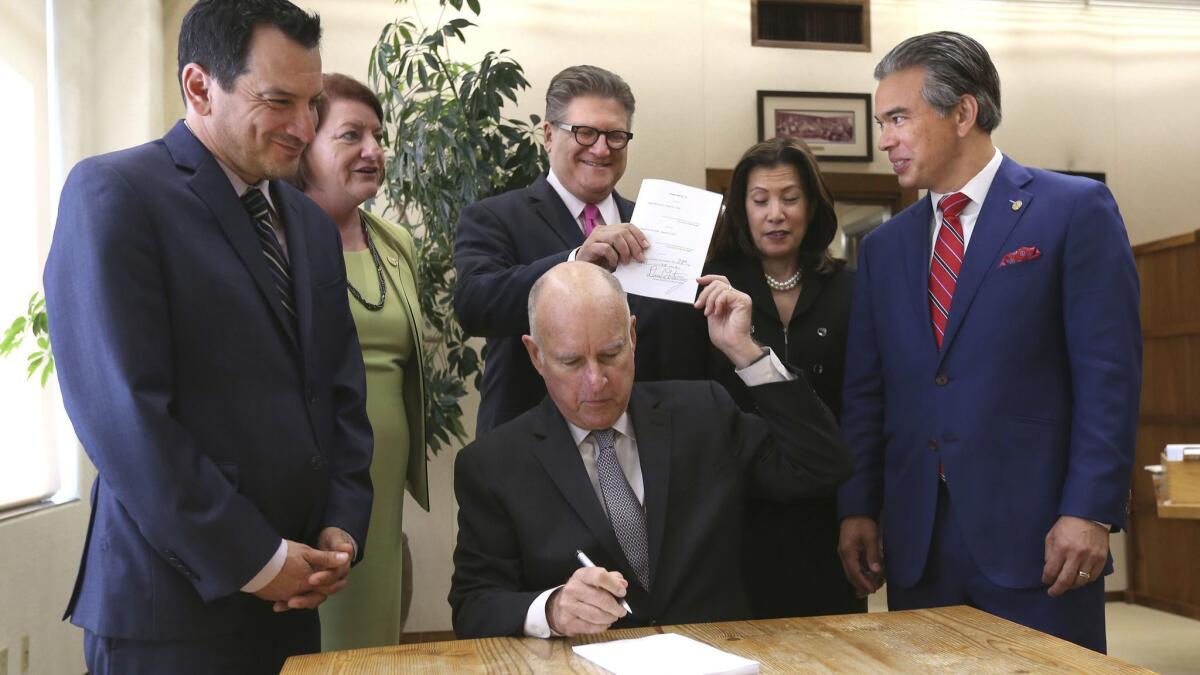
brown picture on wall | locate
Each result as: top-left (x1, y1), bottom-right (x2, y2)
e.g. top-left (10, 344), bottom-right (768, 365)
top-left (758, 91), bottom-right (873, 161)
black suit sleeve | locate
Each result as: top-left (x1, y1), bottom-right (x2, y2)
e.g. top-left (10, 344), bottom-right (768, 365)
top-left (453, 199), bottom-right (571, 337)
top-left (723, 376), bottom-right (852, 499)
top-left (449, 446), bottom-right (542, 638)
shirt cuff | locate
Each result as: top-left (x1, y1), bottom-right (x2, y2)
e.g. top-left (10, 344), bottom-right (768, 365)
top-left (567, 247), bottom-right (580, 262)
top-left (524, 586), bottom-right (564, 638)
top-left (241, 539), bottom-right (287, 593)
top-left (735, 348), bottom-right (794, 386)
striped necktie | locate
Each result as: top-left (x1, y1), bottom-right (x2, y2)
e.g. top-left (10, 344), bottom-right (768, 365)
top-left (241, 188), bottom-right (296, 319)
top-left (593, 428), bottom-right (650, 590)
top-left (928, 192), bottom-right (971, 349)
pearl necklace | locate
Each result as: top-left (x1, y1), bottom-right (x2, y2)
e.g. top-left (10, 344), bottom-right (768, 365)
top-left (764, 268), bottom-right (802, 292)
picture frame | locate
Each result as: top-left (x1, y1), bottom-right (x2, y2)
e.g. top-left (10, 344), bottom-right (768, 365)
top-left (757, 91), bottom-right (873, 162)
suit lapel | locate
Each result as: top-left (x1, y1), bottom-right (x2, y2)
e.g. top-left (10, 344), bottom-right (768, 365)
top-left (939, 157), bottom-right (1033, 360)
top-left (165, 122), bottom-right (300, 353)
top-left (529, 398), bottom-right (629, 571)
top-left (628, 387), bottom-right (670, 593)
top-left (274, 184), bottom-right (313, 360)
top-left (900, 196), bottom-right (937, 342)
top-left (529, 175), bottom-right (585, 248)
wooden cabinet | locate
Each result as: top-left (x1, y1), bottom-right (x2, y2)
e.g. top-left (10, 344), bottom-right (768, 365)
top-left (1127, 231), bottom-right (1200, 620)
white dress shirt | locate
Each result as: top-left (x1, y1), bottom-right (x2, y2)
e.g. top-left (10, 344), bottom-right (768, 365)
top-left (927, 147), bottom-right (1003, 264)
top-left (523, 350), bottom-right (792, 637)
top-left (547, 170), bottom-right (621, 262)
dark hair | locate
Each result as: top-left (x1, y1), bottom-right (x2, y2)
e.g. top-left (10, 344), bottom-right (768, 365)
top-left (875, 31), bottom-right (1001, 133)
top-left (709, 137), bottom-right (841, 277)
top-left (545, 65), bottom-right (636, 126)
top-left (289, 74), bottom-right (384, 191)
top-left (178, 0), bottom-right (321, 97)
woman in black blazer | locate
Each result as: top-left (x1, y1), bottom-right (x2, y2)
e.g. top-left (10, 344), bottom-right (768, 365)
top-left (703, 137), bottom-right (863, 618)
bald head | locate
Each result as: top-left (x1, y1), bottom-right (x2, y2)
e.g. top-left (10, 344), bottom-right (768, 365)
top-left (527, 262), bottom-right (630, 346)
top-left (522, 262), bottom-right (636, 431)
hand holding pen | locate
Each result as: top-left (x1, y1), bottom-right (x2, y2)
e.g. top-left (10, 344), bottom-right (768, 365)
top-left (544, 550), bottom-right (632, 636)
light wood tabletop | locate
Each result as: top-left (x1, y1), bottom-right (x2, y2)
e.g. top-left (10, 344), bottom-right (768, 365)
top-left (281, 605), bottom-right (1151, 674)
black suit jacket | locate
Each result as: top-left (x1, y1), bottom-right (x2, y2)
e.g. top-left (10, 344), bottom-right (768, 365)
top-left (453, 174), bottom-right (703, 433)
top-left (449, 377), bottom-right (852, 638)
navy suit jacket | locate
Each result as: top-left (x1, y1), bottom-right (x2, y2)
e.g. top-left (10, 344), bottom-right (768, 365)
top-left (449, 378), bottom-right (852, 638)
top-left (837, 156), bottom-right (1141, 589)
top-left (453, 174), bottom-right (703, 434)
top-left (45, 121), bottom-right (373, 641)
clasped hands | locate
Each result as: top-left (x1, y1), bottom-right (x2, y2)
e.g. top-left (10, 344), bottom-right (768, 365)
top-left (252, 527), bottom-right (355, 612)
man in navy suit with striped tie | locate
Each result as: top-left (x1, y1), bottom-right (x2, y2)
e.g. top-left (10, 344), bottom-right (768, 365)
top-left (836, 31), bottom-right (1141, 652)
top-left (45, 1), bottom-right (373, 672)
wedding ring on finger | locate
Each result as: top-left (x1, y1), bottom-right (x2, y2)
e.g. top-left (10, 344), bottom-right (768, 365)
top-left (1077, 570), bottom-right (1091, 580)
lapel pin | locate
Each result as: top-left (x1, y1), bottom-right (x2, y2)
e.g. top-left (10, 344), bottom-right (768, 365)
top-left (387, 255), bottom-right (399, 267)
top-left (1010, 200), bottom-right (1023, 211)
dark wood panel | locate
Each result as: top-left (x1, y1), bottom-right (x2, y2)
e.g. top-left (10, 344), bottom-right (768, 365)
top-left (705, 169), bottom-right (918, 215)
top-left (1137, 243), bottom-right (1200, 328)
top-left (1128, 232), bottom-right (1200, 620)
top-left (1140, 335), bottom-right (1200, 419)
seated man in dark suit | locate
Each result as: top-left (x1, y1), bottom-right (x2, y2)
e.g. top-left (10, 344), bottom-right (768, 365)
top-left (449, 263), bottom-right (851, 638)
top-left (453, 64), bottom-right (700, 434)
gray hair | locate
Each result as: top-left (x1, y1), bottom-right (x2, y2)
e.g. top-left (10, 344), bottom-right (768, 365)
top-left (527, 263), bottom-right (630, 347)
top-left (875, 31), bottom-right (1002, 133)
top-left (545, 65), bottom-right (636, 126)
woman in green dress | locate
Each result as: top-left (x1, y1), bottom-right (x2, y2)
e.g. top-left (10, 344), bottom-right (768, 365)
top-left (293, 73), bottom-right (429, 650)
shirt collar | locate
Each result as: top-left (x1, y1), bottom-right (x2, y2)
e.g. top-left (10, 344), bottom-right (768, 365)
top-left (185, 120), bottom-right (276, 212)
top-left (546, 169), bottom-right (620, 228)
top-left (567, 411), bottom-right (635, 448)
top-left (930, 147), bottom-right (1003, 215)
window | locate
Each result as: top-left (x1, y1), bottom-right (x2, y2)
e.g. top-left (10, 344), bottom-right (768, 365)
top-left (0, 0), bottom-right (70, 514)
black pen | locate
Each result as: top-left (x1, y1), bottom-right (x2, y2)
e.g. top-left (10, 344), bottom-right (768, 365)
top-left (574, 549), bottom-right (633, 615)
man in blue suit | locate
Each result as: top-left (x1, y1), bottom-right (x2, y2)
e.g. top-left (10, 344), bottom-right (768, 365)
top-left (836, 32), bottom-right (1140, 653)
top-left (44, 1), bottom-right (373, 672)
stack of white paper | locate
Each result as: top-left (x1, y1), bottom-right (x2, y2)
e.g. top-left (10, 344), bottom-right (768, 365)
top-left (571, 632), bottom-right (759, 675)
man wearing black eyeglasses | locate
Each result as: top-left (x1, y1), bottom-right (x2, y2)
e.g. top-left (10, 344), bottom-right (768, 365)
top-left (454, 64), bottom-right (700, 435)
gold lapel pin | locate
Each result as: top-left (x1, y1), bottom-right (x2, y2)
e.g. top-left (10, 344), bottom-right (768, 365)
top-left (1010, 200), bottom-right (1023, 211)
top-left (387, 255), bottom-right (399, 267)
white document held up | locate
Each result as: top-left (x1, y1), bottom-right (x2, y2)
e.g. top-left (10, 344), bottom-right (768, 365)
top-left (571, 632), bottom-right (759, 675)
top-left (613, 179), bottom-right (723, 304)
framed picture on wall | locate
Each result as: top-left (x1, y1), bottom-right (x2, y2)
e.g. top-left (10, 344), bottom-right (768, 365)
top-left (757, 91), bottom-right (873, 162)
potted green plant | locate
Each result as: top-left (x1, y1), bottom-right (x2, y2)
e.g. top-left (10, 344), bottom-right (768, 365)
top-left (369, 0), bottom-right (547, 452)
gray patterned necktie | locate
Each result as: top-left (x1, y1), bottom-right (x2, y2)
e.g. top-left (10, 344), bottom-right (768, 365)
top-left (593, 428), bottom-right (650, 590)
top-left (241, 187), bottom-right (296, 318)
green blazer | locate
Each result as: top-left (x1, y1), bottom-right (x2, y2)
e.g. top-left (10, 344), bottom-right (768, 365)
top-left (361, 209), bottom-right (430, 511)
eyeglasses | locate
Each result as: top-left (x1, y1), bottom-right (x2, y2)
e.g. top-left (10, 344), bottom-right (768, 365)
top-left (551, 122), bottom-right (633, 150)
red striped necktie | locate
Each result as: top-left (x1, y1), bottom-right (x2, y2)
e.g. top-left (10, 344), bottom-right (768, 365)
top-left (928, 192), bottom-right (971, 349)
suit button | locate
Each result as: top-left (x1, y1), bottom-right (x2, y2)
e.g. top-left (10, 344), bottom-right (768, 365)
top-left (812, 364), bottom-right (824, 374)
top-left (935, 374), bottom-right (949, 386)
top-left (928, 439), bottom-right (939, 451)
top-left (309, 455), bottom-right (327, 471)
top-left (817, 327), bottom-right (828, 337)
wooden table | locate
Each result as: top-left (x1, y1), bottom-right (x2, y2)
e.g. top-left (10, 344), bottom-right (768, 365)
top-left (282, 605), bottom-right (1149, 674)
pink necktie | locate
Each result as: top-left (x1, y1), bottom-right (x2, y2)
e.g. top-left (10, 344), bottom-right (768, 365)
top-left (583, 203), bottom-right (601, 237)
top-left (928, 192), bottom-right (971, 349)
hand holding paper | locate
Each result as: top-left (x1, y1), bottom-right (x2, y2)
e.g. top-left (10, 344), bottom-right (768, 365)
top-left (612, 179), bottom-right (723, 303)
